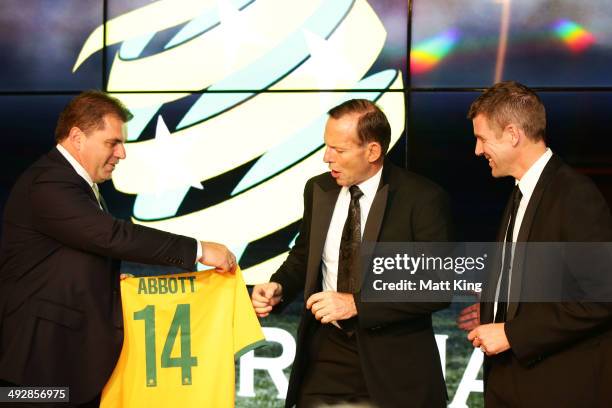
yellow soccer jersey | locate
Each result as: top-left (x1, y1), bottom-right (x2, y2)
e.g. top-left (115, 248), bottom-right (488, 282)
top-left (101, 268), bottom-right (265, 408)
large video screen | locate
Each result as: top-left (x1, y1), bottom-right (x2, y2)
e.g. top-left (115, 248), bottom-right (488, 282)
top-left (1, 1), bottom-right (612, 407)
top-left (411, 0), bottom-right (612, 87)
top-left (0, 0), bottom-right (103, 91)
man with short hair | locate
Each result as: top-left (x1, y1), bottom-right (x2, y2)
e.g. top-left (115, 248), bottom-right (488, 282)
top-left (460, 81), bottom-right (612, 407)
top-left (0, 90), bottom-right (236, 406)
top-left (252, 99), bottom-right (453, 407)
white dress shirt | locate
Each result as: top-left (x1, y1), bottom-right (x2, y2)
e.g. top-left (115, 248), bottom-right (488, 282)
top-left (322, 166), bottom-right (383, 292)
top-left (494, 148), bottom-right (553, 315)
top-left (55, 145), bottom-right (202, 263)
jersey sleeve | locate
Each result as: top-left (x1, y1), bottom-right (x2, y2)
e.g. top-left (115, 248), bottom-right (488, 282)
top-left (232, 268), bottom-right (266, 358)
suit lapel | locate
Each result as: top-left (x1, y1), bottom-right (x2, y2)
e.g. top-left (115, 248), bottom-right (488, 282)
top-left (362, 185), bottom-right (389, 243)
top-left (359, 184), bottom-right (389, 290)
top-left (360, 164), bottom-right (395, 289)
top-left (304, 179), bottom-right (340, 297)
top-left (507, 155), bottom-right (562, 319)
top-left (514, 154), bottom-right (562, 243)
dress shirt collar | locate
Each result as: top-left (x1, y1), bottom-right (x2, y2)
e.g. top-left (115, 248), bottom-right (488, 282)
top-left (56, 144), bottom-right (95, 188)
top-left (351, 165), bottom-right (383, 201)
top-left (516, 148), bottom-right (552, 201)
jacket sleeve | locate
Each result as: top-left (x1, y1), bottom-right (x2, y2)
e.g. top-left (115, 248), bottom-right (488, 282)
top-left (355, 185), bottom-right (454, 329)
top-left (29, 168), bottom-right (197, 270)
top-left (268, 179), bottom-right (313, 306)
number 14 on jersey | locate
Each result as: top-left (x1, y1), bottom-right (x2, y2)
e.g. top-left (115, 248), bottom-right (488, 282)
top-left (133, 304), bottom-right (198, 387)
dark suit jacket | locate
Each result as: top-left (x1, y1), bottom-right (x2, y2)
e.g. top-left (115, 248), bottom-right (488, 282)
top-left (0, 148), bottom-right (197, 403)
top-left (271, 161), bottom-right (453, 408)
top-left (481, 154), bottom-right (612, 407)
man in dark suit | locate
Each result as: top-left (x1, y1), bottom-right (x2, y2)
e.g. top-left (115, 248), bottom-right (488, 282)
top-left (460, 82), bottom-right (612, 407)
top-left (0, 91), bottom-right (236, 406)
top-left (251, 99), bottom-right (453, 407)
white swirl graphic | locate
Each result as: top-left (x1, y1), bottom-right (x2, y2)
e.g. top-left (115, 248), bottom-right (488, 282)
top-left (74, 0), bottom-right (405, 284)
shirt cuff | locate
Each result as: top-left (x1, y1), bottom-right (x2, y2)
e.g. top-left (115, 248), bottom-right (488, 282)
top-left (195, 239), bottom-right (202, 265)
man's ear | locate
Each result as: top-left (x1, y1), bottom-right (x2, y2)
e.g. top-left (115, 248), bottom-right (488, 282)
top-left (67, 126), bottom-right (84, 151)
top-left (367, 142), bottom-right (382, 163)
top-left (505, 124), bottom-right (521, 147)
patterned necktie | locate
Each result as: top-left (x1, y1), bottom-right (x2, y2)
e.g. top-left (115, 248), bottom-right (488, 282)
top-left (337, 185), bottom-right (364, 294)
top-left (495, 185), bottom-right (523, 323)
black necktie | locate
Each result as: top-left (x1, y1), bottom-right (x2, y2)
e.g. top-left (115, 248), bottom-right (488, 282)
top-left (337, 185), bottom-right (364, 294)
top-left (495, 185), bottom-right (523, 323)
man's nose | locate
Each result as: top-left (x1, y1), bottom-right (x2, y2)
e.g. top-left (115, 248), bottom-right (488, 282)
top-left (323, 147), bottom-right (332, 163)
top-left (474, 140), bottom-right (483, 156)
top-left (115, 143), bottom-right (126, 159)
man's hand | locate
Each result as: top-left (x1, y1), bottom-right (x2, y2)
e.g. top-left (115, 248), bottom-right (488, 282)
top-left (199, 241), bottom-right (236, 273)
top-left (306, 291), bottom-right (357, 324)
top-left (251, 282), bottom-right (283, 317)
top-left (467, 323), bottom-right (510, 356)
top-left (457, 303), bottom-right (480, 331)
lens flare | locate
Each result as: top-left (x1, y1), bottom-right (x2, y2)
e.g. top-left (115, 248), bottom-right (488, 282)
top-left (410, 29), bottom-right (459, 74)
top-left (554, 19), bottom-right (596, 53)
